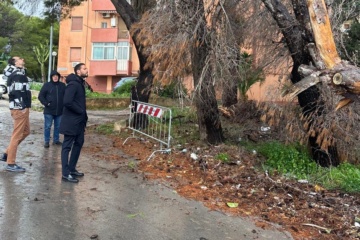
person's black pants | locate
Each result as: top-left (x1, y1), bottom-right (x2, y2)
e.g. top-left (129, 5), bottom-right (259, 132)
top-left (61, 131), bottom-right (84, 176)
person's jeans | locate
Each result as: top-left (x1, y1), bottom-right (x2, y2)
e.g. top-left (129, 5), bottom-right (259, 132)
top-left (44, 114), bottom-right (62, 143)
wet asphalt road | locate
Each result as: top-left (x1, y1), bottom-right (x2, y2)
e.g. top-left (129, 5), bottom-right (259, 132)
top-left (0, 97), bottom-right (293, 240)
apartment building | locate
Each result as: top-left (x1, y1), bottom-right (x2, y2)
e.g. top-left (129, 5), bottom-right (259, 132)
top-left (57, 0), bottom-right (139, 93)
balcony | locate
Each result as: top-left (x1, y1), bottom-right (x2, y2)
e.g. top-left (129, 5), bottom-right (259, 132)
top-left (90, 60), bottom-right (133, 76)
top-left (90, 60), bottom-right (117, 76)
top-left (92, 0), bottom-right (116, 11)
top-left (117, 60), bottom-right (132, 75)
top-left (91, 28), bottom-right (118, 42)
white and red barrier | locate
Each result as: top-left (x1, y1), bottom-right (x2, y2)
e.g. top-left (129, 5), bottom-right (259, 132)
top-left (123, 100), bottom-right (172, 161)
top-left (136, 104), bottom-right (163, 118)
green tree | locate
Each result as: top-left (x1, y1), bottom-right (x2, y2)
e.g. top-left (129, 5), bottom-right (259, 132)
top-left (0, 2), bottom-right (59, 80)
top-left (343, 21), bottom-right (360, 66)
top-left (33, 40), bottom-right (50, 83)
top-left (11, 17), bottom-right (59, 80)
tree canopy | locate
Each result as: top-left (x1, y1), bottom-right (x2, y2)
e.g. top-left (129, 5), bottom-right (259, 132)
top-left (0, 2), bottom-right (58, 80)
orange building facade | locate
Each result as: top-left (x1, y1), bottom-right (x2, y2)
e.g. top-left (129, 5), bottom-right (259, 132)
top-left (57, 0), bottom-right (139, 93)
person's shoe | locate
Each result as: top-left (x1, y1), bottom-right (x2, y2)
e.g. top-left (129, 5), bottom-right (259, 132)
top-left (62, 174), bottom-right (79, 183)
top-left (70, 170), bottom-right (84, 177)
top-left (6, 164), bottom-right (26, 172)
top-left (44, 142), bottom-right (50, 148)
top-left (1, 153), bottom-right (7, 162)
top-left (53, 141), bottom-right (62, 145)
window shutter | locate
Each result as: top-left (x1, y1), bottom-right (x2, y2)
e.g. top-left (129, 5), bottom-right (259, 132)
top-left (71, 17), bottom-right (83, 31)
top-left (70, 47), bottom-right (81, 62)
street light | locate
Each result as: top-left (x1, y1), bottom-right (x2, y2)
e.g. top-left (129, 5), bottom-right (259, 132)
top-left (52, 51), bottom-right (57, 70)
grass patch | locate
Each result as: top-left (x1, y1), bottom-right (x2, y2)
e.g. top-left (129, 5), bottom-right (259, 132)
top-left (215, 152), bottom-right (230, 163)
top-left (311, 163), bottom-right (360, 193)
top-left (256, 141), bottom-right (318, 179)
top-left (94, 123), bottom-right (115, 135)
top-left (252, 141), bottom-right (360, 193)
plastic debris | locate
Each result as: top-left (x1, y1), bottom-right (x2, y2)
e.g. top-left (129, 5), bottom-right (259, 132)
top-left (261, 126), bottom-right (271, 132)
top-left (298, 179), bottom-right (309, 184)
top-left (190, 153), bottom-right (198, 161)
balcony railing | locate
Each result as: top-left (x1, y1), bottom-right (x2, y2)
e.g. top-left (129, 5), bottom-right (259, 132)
top-left (90, 60), bottom-right (117, 76)
top-left (90, 60), bottom-right (132, 76)
top-left (91, 28), bottom-right (118, 42)
top-left (91, 28), bottom-right (132, 42)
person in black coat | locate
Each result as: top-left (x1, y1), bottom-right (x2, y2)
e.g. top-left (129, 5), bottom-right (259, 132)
top-left (59, 63), bottom-right (88, 183)
top-left (38, 70), bottom-right (66, 148)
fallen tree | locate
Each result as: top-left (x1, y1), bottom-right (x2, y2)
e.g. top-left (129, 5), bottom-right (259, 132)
top-left (278, 0), bottom-right (360, 165)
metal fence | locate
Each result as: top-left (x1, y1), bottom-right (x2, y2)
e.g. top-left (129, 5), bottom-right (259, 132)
top-left (123, 100), bottom-right (172, 160)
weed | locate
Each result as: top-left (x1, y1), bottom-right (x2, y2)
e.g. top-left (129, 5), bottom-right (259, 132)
top-left (257, 141), bottom-right (317, 179)
top-left (95, 123), bottom-right (114, 135)
top-left (215, 152), bottom-right (230, 163)
top-left (127, 161), bottom-right (137, 170)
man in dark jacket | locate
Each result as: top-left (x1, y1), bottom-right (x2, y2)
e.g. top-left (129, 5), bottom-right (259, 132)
top-left (38, 70), bottom-right (66, 148)
top-left (59, 63), bottom-right (88, 183)
top-left (1, 56), bottom-right (31, 172)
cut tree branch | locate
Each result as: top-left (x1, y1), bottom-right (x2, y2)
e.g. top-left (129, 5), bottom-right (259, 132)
top-left (307, 0), bottom-right (341, 69)
top-left (282, 74), bottom-right (321, 99)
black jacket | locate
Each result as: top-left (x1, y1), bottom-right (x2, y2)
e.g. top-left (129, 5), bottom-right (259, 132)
top-left (38, 70), bottom-right (66, 116)
top-left (59, 73), bottom-right (88, 136)
top-left (7, 68), bottom-right (31, 110)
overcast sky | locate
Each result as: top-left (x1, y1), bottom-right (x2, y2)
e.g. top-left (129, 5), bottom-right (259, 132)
top-left (14, 0), bottom-right (45, 18)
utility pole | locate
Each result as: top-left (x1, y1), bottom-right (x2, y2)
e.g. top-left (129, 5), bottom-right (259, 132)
top-left (48, 23), bottom-right (53, 82)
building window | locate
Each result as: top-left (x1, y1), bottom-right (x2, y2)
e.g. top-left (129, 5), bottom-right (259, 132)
top-left (117, 42), bottom-right (130, 60)
top-left (71, 17), bottom-right (83, 31)
top-left (92, 42), bottom-right (131, 60)
top-left (101, 22), bottom-right (107, 28)
top-left (92, 43), bottom-right (115, 60)
top-left (70, 47), bottom-right (81, 62)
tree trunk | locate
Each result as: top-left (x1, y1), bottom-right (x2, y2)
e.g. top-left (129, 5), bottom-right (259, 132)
top-left (261, 0), bottom-right (340, 167)
top-left (190, 0), bottom-right (224, 144)
top-left (111, 0), bottom-right (153, 102)
top-left (221, 78), bottom-right (238, 107)
top-left (111, 0), bottom-right (224, 143)
top-left (41, 64), bottom-right (45, 83)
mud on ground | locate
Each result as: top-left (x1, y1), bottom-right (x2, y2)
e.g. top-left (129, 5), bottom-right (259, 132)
top-left (84, 103), bottom-right (360, 240)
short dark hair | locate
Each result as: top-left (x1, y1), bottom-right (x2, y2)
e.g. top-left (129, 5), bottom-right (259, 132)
top-left (8, 57), bottom-right (16, 66)
top-left (74, 63), bottom-right (85, 73)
